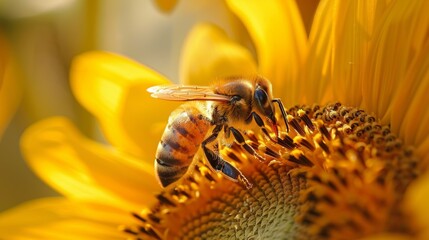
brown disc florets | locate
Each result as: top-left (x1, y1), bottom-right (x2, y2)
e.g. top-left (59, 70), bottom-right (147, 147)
top-left (123, 102), bottom-right (419, 240)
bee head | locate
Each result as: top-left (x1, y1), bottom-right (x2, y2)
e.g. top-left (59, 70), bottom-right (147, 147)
top-left (214, 76), bottom-right (277, 134)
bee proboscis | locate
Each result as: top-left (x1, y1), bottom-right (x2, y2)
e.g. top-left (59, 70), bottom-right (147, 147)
top-left (147, 76), bottom-right (289, 189)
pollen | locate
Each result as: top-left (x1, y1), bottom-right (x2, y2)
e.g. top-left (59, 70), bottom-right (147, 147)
top-left (123, 103), bottom-right (420, 240)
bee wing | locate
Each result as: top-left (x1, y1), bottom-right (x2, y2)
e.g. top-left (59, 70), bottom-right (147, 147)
top-left (147, 85), bottom-right (231, 102)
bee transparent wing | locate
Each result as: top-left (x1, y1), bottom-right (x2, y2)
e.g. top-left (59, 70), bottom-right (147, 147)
top-left (147, 85), bottom-right (231, 102)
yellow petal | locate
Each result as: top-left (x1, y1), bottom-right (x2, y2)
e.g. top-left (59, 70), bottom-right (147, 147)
top-left (21, 117), bottom-right (160, 209)
top-left (153, 0), bottom-right (178, 13)
top-left (359, 0), bottom-right (429, 120)
top-left (0, 198), bottom-right (130, 239)
top-left (180, 23), bottom-right (257, 86)
top-left (313, 0), bottom-right (429, 157)
top-left (391, 42), bottom-right (429, 148)
top-left (226, 0), bottom-right (307, 103)
top-left (0, 32), bottom-right (21, 139)
top-left (404, 173), bottom-right (429, 239)
top-left (70, 51), bottom-right (179, 158)
top-left (385, 1), bottom-right (429, 148)
top-left (302, 0), bottom-right (334, 104)
top-left (328, 0), bottom-right (377, 108)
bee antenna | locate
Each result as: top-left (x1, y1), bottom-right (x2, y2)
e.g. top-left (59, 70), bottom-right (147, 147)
top-left (272, 98), bottom-right (289, 133)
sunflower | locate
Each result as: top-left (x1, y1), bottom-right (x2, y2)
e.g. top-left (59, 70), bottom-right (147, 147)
top-left (1, 0), bottom-right (429, 239)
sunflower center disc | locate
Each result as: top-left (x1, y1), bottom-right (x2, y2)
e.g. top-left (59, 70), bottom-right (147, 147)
top-left (124, 102), bottom-right (419, 240)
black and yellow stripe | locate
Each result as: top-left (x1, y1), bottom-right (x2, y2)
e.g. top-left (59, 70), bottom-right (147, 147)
top-left (155, 103), bottom-right (210, 187)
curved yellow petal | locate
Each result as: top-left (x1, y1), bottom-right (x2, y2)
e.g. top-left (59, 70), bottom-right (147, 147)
top-left (359, 0), bottom-right (429, 121)
top-left (226, 0), bottom-right (307, 103)
top-left (153, 0), bottom-right (178, 13)
top-left (0, 198), bottom-right (130, 239)
top-left (70, 51), bottom-right (179, 158)
top-left (391, 42), bottom-right (429, 148)
top-left (313, 0), bottom-right (429, 154)
top-left (0, 32), bottom-right (21, 139)
top-left (404, 173), bottom-right (429, 239)
top-left (385, 1), bottom-right (429, 148)
top-left (302, 0), bottom-right (334, 104)
top-left (21, 117), bottom-right (160, 209)
top-left (328, 0), bottom-right (377, 108)
top-left (180, 23), bottom-right (257, 86)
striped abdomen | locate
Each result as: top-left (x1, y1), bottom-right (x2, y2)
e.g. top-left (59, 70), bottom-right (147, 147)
top-left (155, 103), bottom-right (211, 187)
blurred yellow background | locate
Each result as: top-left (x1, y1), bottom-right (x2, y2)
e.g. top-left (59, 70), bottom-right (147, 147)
top-left (0, 0), bottom-right (183, 211)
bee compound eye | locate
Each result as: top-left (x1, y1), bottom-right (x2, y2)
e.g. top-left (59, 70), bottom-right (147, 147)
top-left (255, 88), bottom-right (268, 105)
top-left (230, 95), bottom-right (242, 103)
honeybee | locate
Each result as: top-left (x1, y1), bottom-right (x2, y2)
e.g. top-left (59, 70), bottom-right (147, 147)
top-left (147, 76), bottom-right (288, 189)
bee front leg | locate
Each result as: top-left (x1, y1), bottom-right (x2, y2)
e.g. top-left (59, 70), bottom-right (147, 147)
top-left (229, 127), bottom-right (265, 161)
top-left (247, 112), bottom-right (276, 141)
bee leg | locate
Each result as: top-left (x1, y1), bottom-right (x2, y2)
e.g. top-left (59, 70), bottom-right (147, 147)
top-left (272, 98), bottom-right (290, 133)
top-left (202, 125), bottom-right (252, 189)
top-left (248, 112), bottom-right (276, 142)
top-left (223, 124), bottom-right (230, 138)
top-left (202, 124), bottom-right (223, 150)
top-left (229, 127), bottom-right (265, 161)
top-left (203, 146), bottom-right (252, 189)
